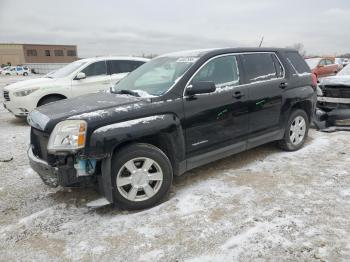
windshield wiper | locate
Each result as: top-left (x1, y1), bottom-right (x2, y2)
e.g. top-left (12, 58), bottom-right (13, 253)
top-left (113, 89), bottom-right (140, 97)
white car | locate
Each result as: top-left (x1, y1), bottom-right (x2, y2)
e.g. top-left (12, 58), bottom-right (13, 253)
top-left (3, 56), bottom-right (149, 117)
top-left (1, 66), bottom-right (31, 76)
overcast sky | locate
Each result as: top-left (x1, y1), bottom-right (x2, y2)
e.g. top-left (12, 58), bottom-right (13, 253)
top-left (1, 0), bottom-right (349, 57)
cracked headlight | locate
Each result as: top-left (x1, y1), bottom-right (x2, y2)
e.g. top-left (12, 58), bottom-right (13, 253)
top-left (48, 120), bottom-right (87, 153)
top-left (14, 87), bottom-right (39, 97)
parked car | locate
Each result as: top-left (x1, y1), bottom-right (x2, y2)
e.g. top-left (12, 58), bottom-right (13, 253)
top-left (335, 57), bottom-right (350, 68)
top-left (1, 66), bottom-right (31, 76)
top-left (0, 65), bottom-right (10, 73)
top-left (27, 48), bottom-right (317, 210)
top-left (3, 57), bottom-right (149, 117)
top-left (305, 57), bottom-right (339, 79)
top-left (316, 63), bottom-right (350, 127)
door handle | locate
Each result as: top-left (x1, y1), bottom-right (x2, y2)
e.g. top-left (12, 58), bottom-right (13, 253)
top-left (279, 82), bottom-right (288, 89)
top-left (233, 91), bottom-right (244, 99)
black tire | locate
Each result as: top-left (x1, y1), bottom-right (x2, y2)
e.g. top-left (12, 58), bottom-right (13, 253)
top-left (111, 143), bottom-right (173, 210)
top-left (23, 72), bottom-right (28, 76)
top-left (278, 109), bottom-right (309, 151)
top-left (37, 96), bottom-right (64, 107)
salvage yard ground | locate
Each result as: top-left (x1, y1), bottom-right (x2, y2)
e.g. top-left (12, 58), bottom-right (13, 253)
top-left (0, 75), bottom-right (350, 261)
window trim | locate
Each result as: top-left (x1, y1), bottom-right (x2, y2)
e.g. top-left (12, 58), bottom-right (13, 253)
top-left (183, 52), bottom-right (285, 97)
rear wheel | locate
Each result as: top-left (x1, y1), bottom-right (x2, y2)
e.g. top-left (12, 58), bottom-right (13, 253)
top-left (278, 109), bottom-right (309, 151)
top-left (111, 143), bottom-right (173, 210)
top-left (37, 95), bottom-right (65, 107)
top-left (23, 72), bottom-right (28, 76)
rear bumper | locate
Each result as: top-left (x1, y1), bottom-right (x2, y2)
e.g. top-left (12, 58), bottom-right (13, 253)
top-left (28, 146), bottom-right (59, 187)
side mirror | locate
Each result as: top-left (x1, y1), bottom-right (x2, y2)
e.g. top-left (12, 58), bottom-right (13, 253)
top-left (186, 81), bottom-right (216, 96)
top-left (75, 72), bottom-right (86, 80)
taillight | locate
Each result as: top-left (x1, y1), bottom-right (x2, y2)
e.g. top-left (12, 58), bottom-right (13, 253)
top-left (311, 73), bottom-right (317, 89)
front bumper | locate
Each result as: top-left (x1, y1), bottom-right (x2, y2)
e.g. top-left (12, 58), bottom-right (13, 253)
top-left (3, 101), bottom-right (30, 117)
top-left (28, 146), bottom-right (84, 187)
top-left (28, 146), bottom-right (59, 187)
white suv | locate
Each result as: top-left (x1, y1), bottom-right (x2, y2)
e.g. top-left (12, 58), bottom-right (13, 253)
top-left (3, 57), bottom-right (149, 117)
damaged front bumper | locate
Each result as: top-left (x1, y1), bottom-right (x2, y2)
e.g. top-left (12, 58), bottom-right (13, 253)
top-left (28, 146), bottom-right (87, 187)
top-left (28, 146), bottom-right (59, 187)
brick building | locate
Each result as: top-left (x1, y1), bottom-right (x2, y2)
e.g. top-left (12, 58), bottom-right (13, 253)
top-left (0, 43), bottom-right (78, 65)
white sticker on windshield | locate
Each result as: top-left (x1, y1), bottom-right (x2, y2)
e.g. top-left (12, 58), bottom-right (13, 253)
top-left (176, 57), bottom-right (198, 63)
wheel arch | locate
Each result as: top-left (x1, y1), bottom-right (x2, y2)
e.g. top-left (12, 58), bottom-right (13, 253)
top-left (37, 93), bottom-right (67, 107)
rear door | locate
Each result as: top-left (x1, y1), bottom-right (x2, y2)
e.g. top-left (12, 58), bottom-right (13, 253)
top-left (183, 54), bottom-right (249, 157)
top-left (109, 60), bottom-right (145, 87)
top-left (241, 52), bottom-right (285, 140)
top-left (71, 61), bottom-right (111, 96)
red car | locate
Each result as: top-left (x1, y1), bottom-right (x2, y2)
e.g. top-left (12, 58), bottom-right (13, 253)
top-left (305, 57), bottom-right (339, 79)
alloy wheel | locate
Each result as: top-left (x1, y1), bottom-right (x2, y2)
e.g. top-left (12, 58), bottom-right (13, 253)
top-left (289, 116), bottom-right (306, 145)
top-left (116, 157), bottom-right (163, 202)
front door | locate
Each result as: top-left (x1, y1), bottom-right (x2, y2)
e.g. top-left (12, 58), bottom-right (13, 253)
top-left (71, 60), bottom-right (111, 97)
top-left (183, 54), bottom-right (249, 158)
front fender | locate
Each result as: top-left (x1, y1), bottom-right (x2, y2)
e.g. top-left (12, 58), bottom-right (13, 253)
top-left (85, 114), bottom-right (183, 158)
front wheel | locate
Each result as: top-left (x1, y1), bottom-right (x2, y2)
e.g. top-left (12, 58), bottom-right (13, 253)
top-left (111, 143), bottom-right (173, 210)
top-left (278, 109), bottom-right (309, 151)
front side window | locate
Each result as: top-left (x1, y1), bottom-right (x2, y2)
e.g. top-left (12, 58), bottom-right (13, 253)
top-left (242, 53), bottom-right (279, 83)
top-left (110, 60), bottom-right (145, 74)
top-left (81, 61), bottom-right (107, 77)
top-left (191, 55), bottom-right (240, 88)
top-left (113, 56), bottom-right (197, 96)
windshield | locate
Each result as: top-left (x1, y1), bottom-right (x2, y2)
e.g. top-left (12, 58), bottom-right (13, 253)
top-left (338, 64), bottom-right (350, 76)
top-left (305, 58), bottom-right (321, 69)
top-left (48, 60), bottom-right (87, 78)
top-left (112, 56), bottom-right (198, 96)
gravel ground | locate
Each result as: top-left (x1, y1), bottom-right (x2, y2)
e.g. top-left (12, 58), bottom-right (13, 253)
top-left (0, 75), bottom-right (350, 261)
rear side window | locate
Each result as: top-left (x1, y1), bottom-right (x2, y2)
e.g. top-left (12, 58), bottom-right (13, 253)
top-left (285, 51), bottom-right (310, 74)
top-left (192, 55), bottom-right (240, 88)
top-left (109, 60), bottom-right (145, 74)
top-left (82, 61), bottom-right (107, 77)
top-left (242, 53), bottom-right (281, 83)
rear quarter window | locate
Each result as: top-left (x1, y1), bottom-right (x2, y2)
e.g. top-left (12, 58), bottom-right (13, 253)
top-left (285, 51), bottom-right (310, 74)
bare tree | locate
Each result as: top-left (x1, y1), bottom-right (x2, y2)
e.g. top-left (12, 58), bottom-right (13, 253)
top-left (287, 43), bottom-right (307, 57)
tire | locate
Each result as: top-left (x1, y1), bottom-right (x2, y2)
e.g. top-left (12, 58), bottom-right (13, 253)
top-left (111, 143), bottom-right (173, 210)
top-left (278, 109), bottom-right (309, 151)
top-left (37, 96), bottom-right (64, 107)
top-left (23, 72), bottom-right (28, 76)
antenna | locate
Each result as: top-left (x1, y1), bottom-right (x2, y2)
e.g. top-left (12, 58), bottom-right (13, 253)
top-left (259, 36), bottom-right (264, 47)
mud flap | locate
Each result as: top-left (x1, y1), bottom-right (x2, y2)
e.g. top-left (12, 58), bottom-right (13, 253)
top-left (100, 156), bottom-right (114, 203)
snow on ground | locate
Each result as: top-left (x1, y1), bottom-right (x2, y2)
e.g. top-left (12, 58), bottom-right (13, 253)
top-left (0, 75), bottom-right (350, 261)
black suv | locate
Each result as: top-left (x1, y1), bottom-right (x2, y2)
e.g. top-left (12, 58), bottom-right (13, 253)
top-left (27, 48), bottom-right (317, 210)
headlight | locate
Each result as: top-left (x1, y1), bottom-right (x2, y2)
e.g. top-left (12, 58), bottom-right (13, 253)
top-left (47, 120), bottom-right (87, 152)
top-left (14, 87), bottom-right (39, 97)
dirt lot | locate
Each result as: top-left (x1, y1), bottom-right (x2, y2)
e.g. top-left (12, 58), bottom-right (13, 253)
top-left (0, 75), bottom-right (349, 261)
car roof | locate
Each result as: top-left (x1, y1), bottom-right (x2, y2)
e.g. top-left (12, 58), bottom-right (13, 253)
top-left (159, 47), bottom-right (298, 58)
top-left (78, 56), bottom-right (150, 63)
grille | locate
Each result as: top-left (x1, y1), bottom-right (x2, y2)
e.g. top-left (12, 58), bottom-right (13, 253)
top-left (322, 85), bottom-right (350, 98)
top-left (31, 128), bottom-right (55, 164)
top-left (3, 90), bottom-right (10, 101)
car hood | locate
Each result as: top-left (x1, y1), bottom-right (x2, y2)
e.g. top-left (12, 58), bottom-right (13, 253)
top-left (27, 92), bottom-right (150, 132)
top-left (3, 77), bottom-right (63, 92)
top-left (320, 75), bottom-right (350, 86)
